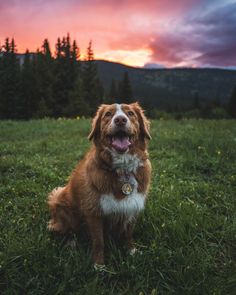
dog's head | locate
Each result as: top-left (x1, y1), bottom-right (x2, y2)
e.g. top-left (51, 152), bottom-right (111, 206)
top-left (88, 103), bottom-right (151, 153)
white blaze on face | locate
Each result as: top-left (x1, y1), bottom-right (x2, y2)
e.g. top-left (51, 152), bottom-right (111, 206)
top-left (111, 104), bottom-right (130, 127)
top-left (110, 104), bottom-right (132, 153)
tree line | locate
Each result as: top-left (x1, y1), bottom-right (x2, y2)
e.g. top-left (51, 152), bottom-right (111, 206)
top-left (146, 90), bottom-right (236, 120)
top-left (0, 36), bottom-right (134, 119)
top-left (0, 36), bottom-right (235, 120)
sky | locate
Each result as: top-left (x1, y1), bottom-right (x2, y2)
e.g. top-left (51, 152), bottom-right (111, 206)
top-left (0, 0), bottom-right (236, 68)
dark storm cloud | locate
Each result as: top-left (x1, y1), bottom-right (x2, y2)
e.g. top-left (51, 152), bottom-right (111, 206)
top-left (193, 1), bottom-right (236, 66)
top-left (149, 1), bottom-right (236, 67)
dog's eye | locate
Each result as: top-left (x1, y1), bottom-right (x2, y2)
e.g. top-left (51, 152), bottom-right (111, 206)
top-left (128, 111), bottom-right (134, 116)
top-left (105, 111), bottom-right (112, 117)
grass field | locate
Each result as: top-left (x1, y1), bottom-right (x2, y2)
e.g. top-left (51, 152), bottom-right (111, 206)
top-left (0, 119), bottom-right (235, 295)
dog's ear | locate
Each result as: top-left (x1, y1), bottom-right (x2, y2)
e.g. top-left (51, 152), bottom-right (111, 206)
top-left (88, 104), bottom-right (107, 141)
top-left (131, 102), bottom-right (151, 140)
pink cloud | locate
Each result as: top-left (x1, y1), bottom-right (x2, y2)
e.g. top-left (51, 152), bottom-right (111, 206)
top-left (0, 0), bottom-right (195, 50)
top-left (0, 0), bottom-right (234, 67)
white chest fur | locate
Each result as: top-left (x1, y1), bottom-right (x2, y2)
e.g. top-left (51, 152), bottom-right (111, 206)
top-left (100, 192), bottom-right (145, 220)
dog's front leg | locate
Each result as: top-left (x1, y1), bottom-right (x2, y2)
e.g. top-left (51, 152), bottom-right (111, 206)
top-left (125, 222), bottom-right (136, 253)
top-left (86, 215), bottom-right (104, 266)
top-left (125, 221), bottom-right (143, 256)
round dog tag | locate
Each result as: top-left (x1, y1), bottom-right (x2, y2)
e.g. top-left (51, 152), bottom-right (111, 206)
top-left (122, 183), bottom-right (133, 195)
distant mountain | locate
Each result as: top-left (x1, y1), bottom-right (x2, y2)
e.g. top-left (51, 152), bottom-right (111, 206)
top-left (14, 54), bottom-right (236, 107)
top-left (95, 60), bottom-right (236, 107)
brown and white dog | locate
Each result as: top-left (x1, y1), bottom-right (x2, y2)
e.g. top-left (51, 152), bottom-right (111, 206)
top-left (47, 102), bottom-right (152, 267)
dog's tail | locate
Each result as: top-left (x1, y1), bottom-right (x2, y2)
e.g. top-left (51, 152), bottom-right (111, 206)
top-left (47, 186), bottom-right (70, 233)
top-left (48, 187), bottom-right (65, 208)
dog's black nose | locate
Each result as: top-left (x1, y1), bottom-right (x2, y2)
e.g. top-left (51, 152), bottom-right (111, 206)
top-left (114, 115), bottom-right (127, 126)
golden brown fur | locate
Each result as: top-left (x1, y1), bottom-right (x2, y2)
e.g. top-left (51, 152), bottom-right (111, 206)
top-left (47, 102), bottom-right (152, 265)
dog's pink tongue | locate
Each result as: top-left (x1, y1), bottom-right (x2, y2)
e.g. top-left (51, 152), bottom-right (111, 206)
top-left (112, 136), bottom-right (131, 153)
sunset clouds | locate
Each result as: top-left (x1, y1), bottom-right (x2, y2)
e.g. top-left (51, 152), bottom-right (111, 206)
top-left (148, 1), bottom-right (236, 67)
top-left (0, 0), bottom-right (235, 67)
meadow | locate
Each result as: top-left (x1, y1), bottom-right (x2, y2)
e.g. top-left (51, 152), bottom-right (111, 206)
top-left (0, 118), bottom-right (235, 295)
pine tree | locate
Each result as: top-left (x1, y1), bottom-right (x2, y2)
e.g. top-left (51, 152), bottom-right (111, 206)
top-left (55, 38), bottom-right (62, 59)
top-left (0, 38), bottom-right (21, 119)
top-left (42, 38), bottom-right (52, 59)
top-left (53, 34), bottom-right (80, 117)
top-left (64, 34), bottom-right (71, 59)
top-left (53, 37), bottom-right (69, 116)
top-left (83, 41), bottom-right (103, 114)
top-left (70, 39), bottom-right (80, 90)
top-left (71, 40), bottom-right (80, 61)
top-left (19, 49), bottom-right (38, 119)
top-left (66, 39), bottom-right (92, 117)
top-left (117, 71), bottom-right (133, 103)
top-left (228, 85), bottom-right (236, 118)
top-left (37, 39), bottom-right (54, 116)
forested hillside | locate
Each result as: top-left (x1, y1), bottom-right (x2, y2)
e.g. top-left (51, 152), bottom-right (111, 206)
top-left (95, 60), bottom-right (236, 107)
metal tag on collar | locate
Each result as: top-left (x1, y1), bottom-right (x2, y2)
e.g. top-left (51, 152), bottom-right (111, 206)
top-left (121, 182), bottom-right (133, 195)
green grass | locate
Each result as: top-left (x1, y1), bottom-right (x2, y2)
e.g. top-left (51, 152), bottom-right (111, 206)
top-left (0, 118), bottom-right (235, 295)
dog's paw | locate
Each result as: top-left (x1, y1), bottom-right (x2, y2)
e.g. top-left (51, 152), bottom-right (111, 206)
top-left (47, 220), bottom-right (56, 231)
top-left (94, 264), bottom-right (117, 274)
top-left (129, 247), bottom-right (143, 256)
top-left (94, 264), bottom-right (106, 272)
